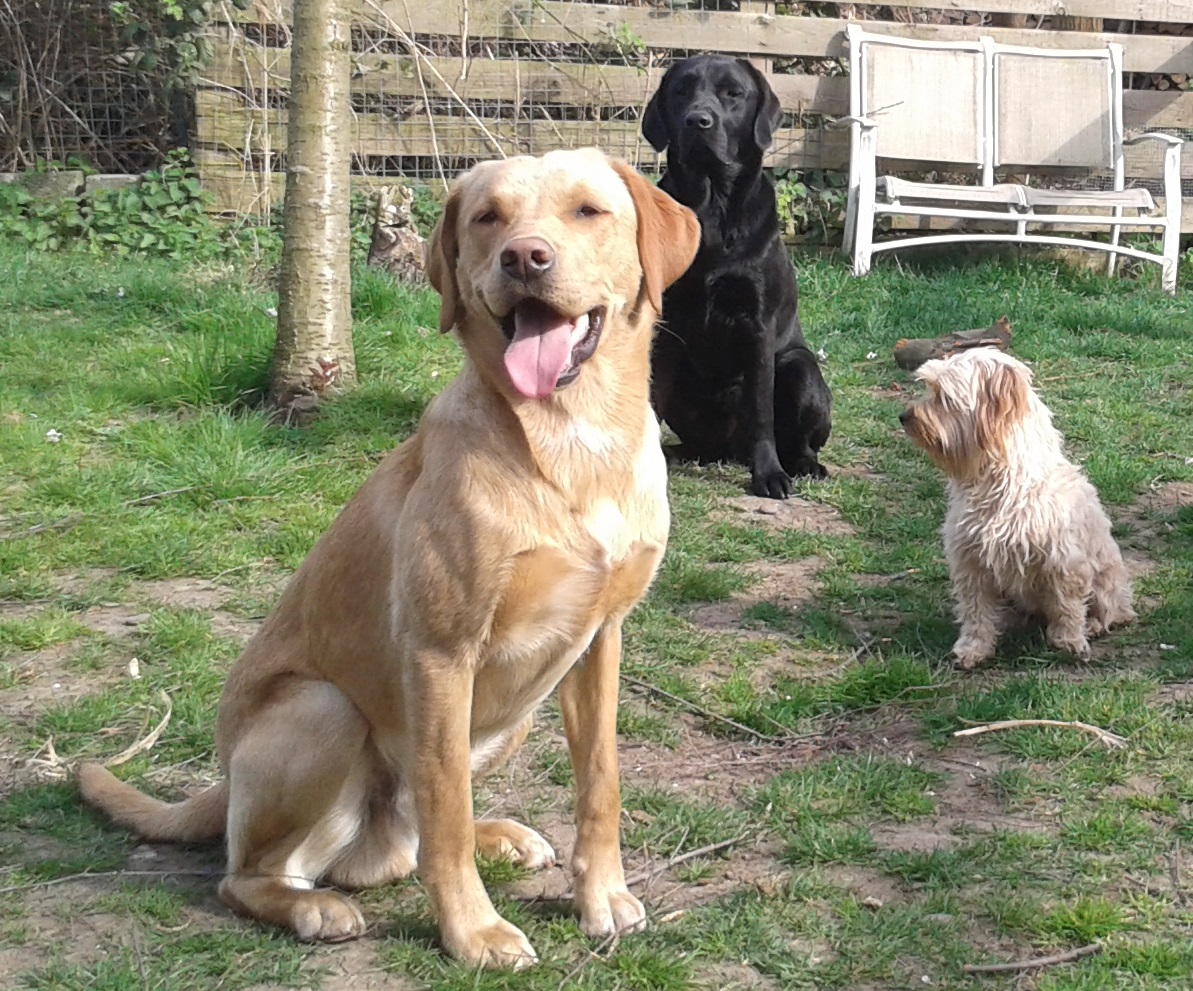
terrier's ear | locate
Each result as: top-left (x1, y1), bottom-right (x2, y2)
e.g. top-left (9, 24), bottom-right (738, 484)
top-left (975, 360), bottom-right (1031, 454)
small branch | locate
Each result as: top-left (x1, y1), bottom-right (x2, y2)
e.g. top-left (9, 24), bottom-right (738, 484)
top-left (962, 942), bottom-right (1102, 974)
top-left (27, 691), bottom-right (174, 779)
top-left (623, 833), bottom-right (751, 888)
top-left (1171, 839), bottom-right (1188, 906)
top-left (0, 869), bottom-right (221, 897)
top-left (122, 486), bottom-right (203, 507)
top-left (4, 487), bottom-right (207, 541)
top-left (620, 674), bottom-right (785, 743)
top-left (954, 719), bottom-right (1126, 750)
top-left (103, 691), bottom-right (174, 768)
top-left (513, 833), bottom-right (752, 905)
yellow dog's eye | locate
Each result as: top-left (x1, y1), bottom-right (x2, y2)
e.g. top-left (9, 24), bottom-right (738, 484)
top-left (474, 210), bottom-right (498, 225)
top-left (576, 205), bottom-right (603, 219)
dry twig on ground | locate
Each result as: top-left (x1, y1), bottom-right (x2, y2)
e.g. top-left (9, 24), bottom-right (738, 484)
top-left (962, 942), bottom-right (1102, 974)
top-left (954, 718), bottom-right (1126, 749)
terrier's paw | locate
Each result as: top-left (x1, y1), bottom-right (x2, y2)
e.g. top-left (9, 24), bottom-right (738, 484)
top-left (952, 636), bottom-right (995, 670)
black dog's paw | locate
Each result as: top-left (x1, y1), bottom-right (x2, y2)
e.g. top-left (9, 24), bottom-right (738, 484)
top-left (751, 463), bottom-right (792, 500)
top-left (788, 456), bottom-right (829, 481)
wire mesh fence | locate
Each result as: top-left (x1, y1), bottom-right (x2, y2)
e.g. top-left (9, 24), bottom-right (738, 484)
top-left (0, 0), bottom-right (191, 173)
top-left (2, 0), bottom-right (1190, 224)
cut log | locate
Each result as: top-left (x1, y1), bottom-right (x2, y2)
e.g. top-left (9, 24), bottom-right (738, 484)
top-left (893, 316), bottom-right (1013, 371)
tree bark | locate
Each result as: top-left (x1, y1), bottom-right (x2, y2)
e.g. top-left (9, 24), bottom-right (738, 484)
top-left (267, 0), bottom-right (356, 415)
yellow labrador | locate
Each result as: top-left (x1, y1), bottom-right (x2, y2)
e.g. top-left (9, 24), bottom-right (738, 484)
top-left (78, 149), bottom-right (699, 969)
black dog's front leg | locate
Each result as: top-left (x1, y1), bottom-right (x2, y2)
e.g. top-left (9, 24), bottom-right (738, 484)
top-left (743, 330), bottom-right (790, 499)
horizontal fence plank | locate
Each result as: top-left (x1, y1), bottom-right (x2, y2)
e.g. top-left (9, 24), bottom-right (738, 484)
top-left (205, 44), bottom-right (665, 108)
top-left (229, 0), bottom-right (1193, 73)
top-left (203, 39), bottom-right (1193, 128)
top-left (868, 0), bottom-right (1191, 20)
top-left (204, 41), bottom-right (848, 115)
top-left (194, 91), bottom-right (1192, 180)
top-left (197, 162), bottom-right (424, 213)
top-left (203, 51), bottom-right (1193, 133)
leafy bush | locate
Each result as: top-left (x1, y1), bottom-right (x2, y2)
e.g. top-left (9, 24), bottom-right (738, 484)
top-left (0, 152), bottom-right (445, 269)
top-left (0, 151), bottom-right (219, 258)
top-left (773, 168), bottom-right (848, 242)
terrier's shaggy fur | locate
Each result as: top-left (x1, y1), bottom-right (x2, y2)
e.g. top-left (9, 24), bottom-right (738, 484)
top-left (901, 348), bottom-right (1135, 669)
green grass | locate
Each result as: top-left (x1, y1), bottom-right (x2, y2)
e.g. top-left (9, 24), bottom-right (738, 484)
top-left (2, 242), bottom-right (1192, 989)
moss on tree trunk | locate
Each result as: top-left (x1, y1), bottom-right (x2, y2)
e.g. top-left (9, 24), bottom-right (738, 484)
top-left (268, 0), bottom-right (356, 416)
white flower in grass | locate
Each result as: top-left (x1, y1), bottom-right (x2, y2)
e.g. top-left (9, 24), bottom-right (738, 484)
top-left (45, 429), bottom-right (62, 443)
top-left (866, 351), bottom-right (878, 360)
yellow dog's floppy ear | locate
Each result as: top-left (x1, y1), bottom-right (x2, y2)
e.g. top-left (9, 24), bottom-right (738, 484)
top-left (610, 159), bottom-right (700, 315)
top-left (425, 185), bottom-right (462, 334)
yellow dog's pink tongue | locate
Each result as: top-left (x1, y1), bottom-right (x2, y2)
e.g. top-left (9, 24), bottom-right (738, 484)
top-left (504, 302), bottom-right (588, 400)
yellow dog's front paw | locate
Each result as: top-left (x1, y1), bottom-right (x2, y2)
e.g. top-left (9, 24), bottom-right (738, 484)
top-left (443, 916), bottom-right (538, 970)
top-left (577, 886), bottom-right (646, 938)
top-left (475, 818), bottom-right (556, 871)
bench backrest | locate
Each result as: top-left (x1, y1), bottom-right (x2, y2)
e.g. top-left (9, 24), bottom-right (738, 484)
top-left (847, 25), bottom-right (1124, 186)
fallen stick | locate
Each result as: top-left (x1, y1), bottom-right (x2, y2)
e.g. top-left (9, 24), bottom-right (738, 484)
top-left (103, 690), bottom-right (173, 767)
top-left (620, 675), bottom-right (786, 743)
top-left (623, 833), bottom-right (751, 888)
top-left (0, 868), bottom-right (220, 897)
top-left (961, 942), bottom-right (1101, 974)
top-left (27, 691), bottom-right (173, 776)
top-left (512, 833), bottom-right (751, 904)
top-left (953, 718), bottom-right (1126, 749)
top-left (894, 316), bottom-right (1013, 371)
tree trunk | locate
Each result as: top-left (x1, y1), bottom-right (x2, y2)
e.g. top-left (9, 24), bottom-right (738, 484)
top-left (267, 0), bottom-right (356, 416)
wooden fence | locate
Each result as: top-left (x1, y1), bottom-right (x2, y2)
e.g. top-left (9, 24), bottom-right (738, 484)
top-left (196, 0), bottom-right (1193, 230)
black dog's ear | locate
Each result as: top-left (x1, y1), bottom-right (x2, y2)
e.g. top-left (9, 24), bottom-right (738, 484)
top-left (642, 68), bottom-right (671, 152)
top-left (743, 60), bottom-right (783, 152)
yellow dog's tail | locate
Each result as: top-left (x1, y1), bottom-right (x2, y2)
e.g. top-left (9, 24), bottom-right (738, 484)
top-left (78, 763), bottom-right (228, 843)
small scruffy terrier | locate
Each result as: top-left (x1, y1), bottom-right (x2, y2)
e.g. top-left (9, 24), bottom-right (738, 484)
top-left (901, 348), bottom-right (1135, 669)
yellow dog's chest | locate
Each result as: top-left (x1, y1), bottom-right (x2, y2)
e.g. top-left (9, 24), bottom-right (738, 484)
top-left (481, 438), bottom-right (668, 674)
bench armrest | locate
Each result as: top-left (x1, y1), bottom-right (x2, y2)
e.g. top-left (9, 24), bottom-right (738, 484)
top-left (1124, 131), bottom-right (1184, 147)
top-left (826, 114), bottom-right (878, 132)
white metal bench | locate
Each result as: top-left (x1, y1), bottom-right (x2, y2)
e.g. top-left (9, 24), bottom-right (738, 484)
top-left (839, 25), bottom-right (1184, 294)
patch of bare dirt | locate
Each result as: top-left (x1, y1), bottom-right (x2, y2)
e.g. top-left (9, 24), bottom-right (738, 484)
top-left (697, 960), bottom-right (782, 990)
top-left (819, 864), bottom-right (906, 906)
top-left (76, 602), bottom-right (153, 638)
top-left (717, 495), bottom-right (854, 537)
top-left (287, 942), bottom-right (420, 991)
top-left (689, 557), bottom-right (824, 637)
top-left (0, 870), bottom-right (226, 978)
top-left (1139, 481), bottom-right (1193, 514)
top-left (0, 642), bottom-right (109, 722)
top-left (1118, 481), bottom-right (1193, 554)
top-left (136, 577), bottom-right (232, 612)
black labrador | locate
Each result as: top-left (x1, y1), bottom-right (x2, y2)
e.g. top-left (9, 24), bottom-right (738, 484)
top-left (643, 55), bottom-right (833, 499)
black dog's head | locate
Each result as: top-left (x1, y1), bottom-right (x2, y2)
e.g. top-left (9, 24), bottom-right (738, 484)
top-left (642, 55), bottom-right (783, 170)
